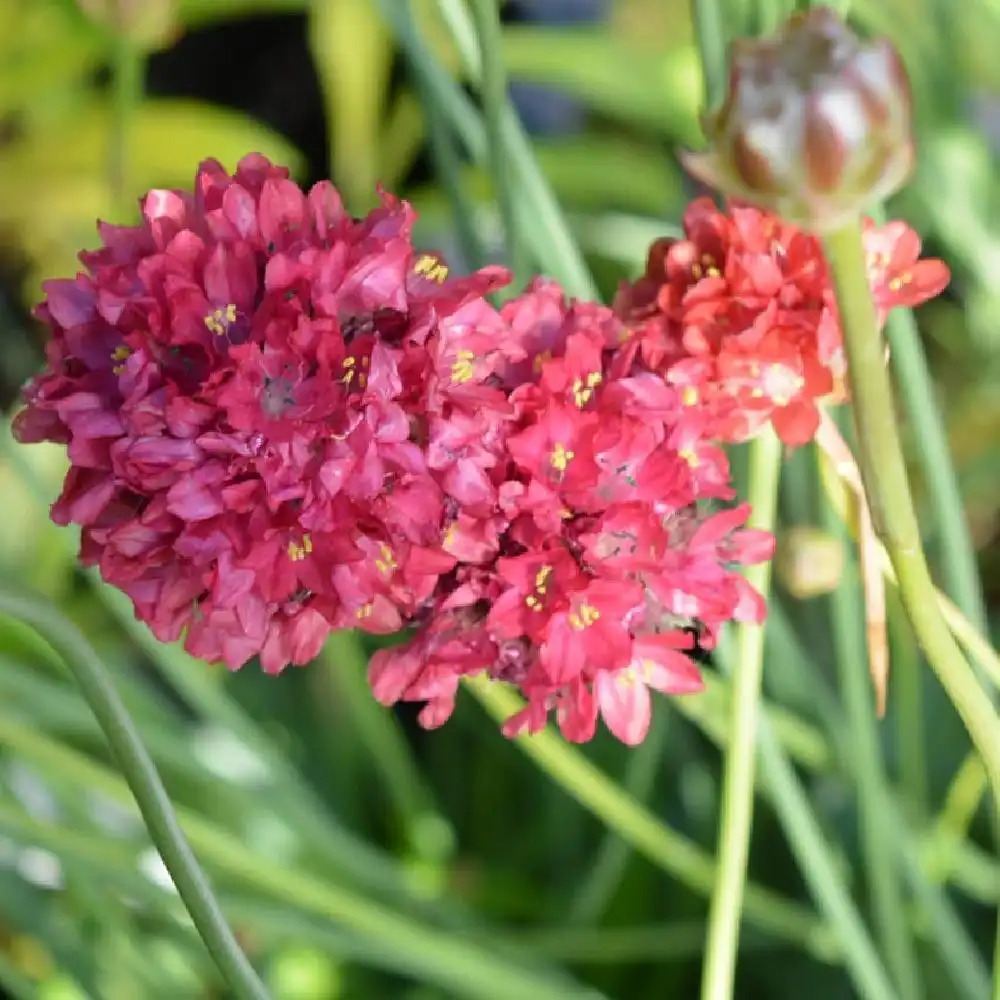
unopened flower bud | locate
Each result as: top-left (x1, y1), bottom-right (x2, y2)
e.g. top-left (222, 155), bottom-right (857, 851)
top-left (682, 6), bottom-right (914, 231)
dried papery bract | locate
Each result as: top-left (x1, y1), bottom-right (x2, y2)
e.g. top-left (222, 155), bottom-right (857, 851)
top-left (682, 6), bottom-right (914, 232)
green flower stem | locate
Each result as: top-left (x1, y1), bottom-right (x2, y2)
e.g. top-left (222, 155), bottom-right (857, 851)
top-left (388, 0), bottom-right (596, 297)
top-left (467, 0), bottom-right (530, 291)
top-left (0, 715), bottom-right (601, 1000)
top-left (750, 605), bottom-right (989, 999)
top-left (0, 587), bottom-right (273, 1000)
top-left (821, 221), bottom-right (1000, 790)
top-left (463, 675), bottom-right (837, 960)
top-left (691, 0), bottom-right (729, 112)
top-left (865, 211), bottom-right (988, 632)
top-left (882, 282), bottom-right (989, 633)
top-left (888, 586), bottom-right (929, 817)
top-left (754, 720), bottom-right (900, 1000)
top-left (814, 430), bottom-right (1000, 689)
top-left (319, 636), bottom-right (441, 848)
top-left (416, 76), bottom-right (487, 271)
top-left (567, 707), bottom-right (669, 924)
top-left (819, 448), bottom-right (922, 1000)
top-left (700, 426), bottom-right (782, 1000)
top-left (109, 28), bottom-right (143, 220)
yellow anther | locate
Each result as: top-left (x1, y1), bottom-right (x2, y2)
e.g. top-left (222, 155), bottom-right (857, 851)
top-left (572, 371), bottom-right (602, 407)
top-left (356, 603), bottom-right (374, 619)
top-left (374, 544), bottom-right (398, 576)
top-left (451, 349), bottom-right (475, 384)
top-left (287, 533), bottom-right (312, 562)
top-left (679, 447), bottom-right (700, 468)
top-left (204, 303), bottom-right (238, 336)
top-left (551, 442), bottom-right (575, 473)
top-left (568, 603), bottom-right (601, 631)
top-left (532, 350), bottom-right (553, 374)
top-left (681, 385), bottom-right (699, 406)
top-left (111, 344), bottom-right (131, 375)
top-left (413, 254), bottom-right (449, 283)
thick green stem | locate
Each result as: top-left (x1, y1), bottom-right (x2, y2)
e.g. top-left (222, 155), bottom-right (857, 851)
top-left (819, 448), bottom-right (922, 1000)
top-left (700, 427), bottom-right (782, 1000)
top-left (109, 29), bottom-right (143, 220)
top-left (821, 221), bottom-right (1000, 790)
top-left (467, 0), bottom-right (529, 291)
top-left (882, 296), bottom-right (988, 633)
top-left (691, 0), bottom-right (729, 111)
top-left (464, 676), bottom-right (836, 960)
top-left (0, 588), bottom-right (272, 1000)
top-left (888, 586), bottom-right (929, 817)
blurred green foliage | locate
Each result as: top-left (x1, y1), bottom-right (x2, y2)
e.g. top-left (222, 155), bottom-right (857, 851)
top-left (2, 0), bottom-right (1000, 998)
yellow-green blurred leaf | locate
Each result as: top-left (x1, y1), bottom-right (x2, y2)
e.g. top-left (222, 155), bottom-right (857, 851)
top-left (308, 0), bottom-right (392, 207)
top-left (453, 136), bottom-right (684, 216)
top-left (0, 98), bottom-right (304, 296)
top-left (0, 0), bottom-right (105, 114)
top-left (500, 27), bottom-right (703, 144)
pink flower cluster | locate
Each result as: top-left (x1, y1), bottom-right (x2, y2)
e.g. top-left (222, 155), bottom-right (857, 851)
top-left (15, 155), bottom-right (511, 674)
top-left (370, 281), bottom-right (773, 743)
top-left (614, 198), bottom-right (949, 446)
top-left (13, 156), bottom-right (947, 745)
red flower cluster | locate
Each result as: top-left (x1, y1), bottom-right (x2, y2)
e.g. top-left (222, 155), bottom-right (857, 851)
top-left (18, 158), bottom-right (945, 746)
top-left (369, 281), bottom-right (774, 744)
top-left (614, 198), bottom-right (949, 445)
top-left (14, 154), bottom-right (512, 674)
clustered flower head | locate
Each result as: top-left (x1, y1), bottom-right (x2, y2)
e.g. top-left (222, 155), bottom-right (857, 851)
top-left (682, 5), bottom-right (916, 232)
top-left (614, 197), bottom-right (949, 446)
top-left (13, 152), bottom-right (947, 746)
top-left (14, 154), bottom-right (512, 674)
top-left (369, 280), bottom-right (774, 744)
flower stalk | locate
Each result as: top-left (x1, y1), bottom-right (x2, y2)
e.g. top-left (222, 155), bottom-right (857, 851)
top-left (701, 425), bottom-right (782, 1000)
top-left (0, 587), bottom-right (272, 1000)
top-left (821, 220), bottom-right (1000, 790)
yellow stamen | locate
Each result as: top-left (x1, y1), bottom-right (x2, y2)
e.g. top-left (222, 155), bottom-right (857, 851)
top-left (551, 442), bottom-right (575, 473)
top-left (532, 350), bottom-right (553, 374)
top-left (568, 603), bottom-right (601, 631)
top-left (413, 254), bottom-right (449, 283)
top-left (374, 544), bottom-right (398, 576)
top-left (111, 344), bottom-right (131, 375)
top-left (287, 533), bottom-right (313, 562)
top-left (450, 349), bottom-right (475, 384)
top-left (204, 303), bottom-right (238, 336)
top-left (572, 371), bottom-right (602, 407)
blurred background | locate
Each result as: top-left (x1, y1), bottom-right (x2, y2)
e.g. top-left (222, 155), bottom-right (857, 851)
top-left (2, 0), bottom-right (1000, 998)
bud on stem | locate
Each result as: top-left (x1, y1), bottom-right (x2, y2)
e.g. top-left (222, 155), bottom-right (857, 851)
top-left (683, 6), bottom-right (914, 232)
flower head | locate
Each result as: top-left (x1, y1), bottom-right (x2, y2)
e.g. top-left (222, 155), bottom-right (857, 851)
top-left (682, 6), bottom-right (915, 231)
top-left (614, 198), bottom-right (949, 446)
top-left (14, 154), bottom-right (512, 673)
top-left (368, 280), bottom-right (775, 745)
